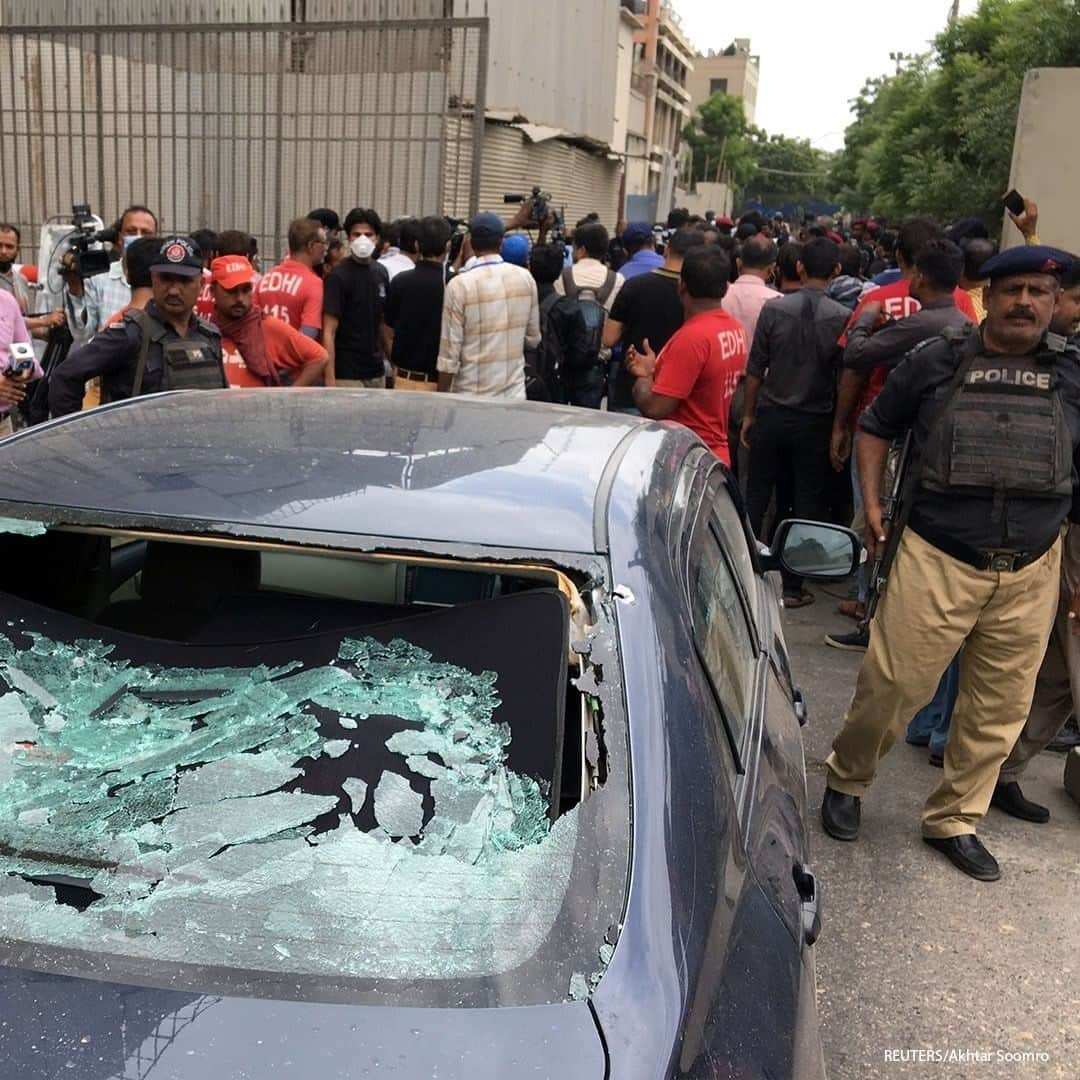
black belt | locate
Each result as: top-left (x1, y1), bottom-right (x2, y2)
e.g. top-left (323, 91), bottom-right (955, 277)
top-left (393, 366), bottom-right (438, 384)
top-left (909, 519), bottom-right (1058, 572)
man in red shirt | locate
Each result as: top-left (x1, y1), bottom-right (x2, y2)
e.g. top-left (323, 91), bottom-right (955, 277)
top-left (625, 245), bottom-right (748, 465)
top-left (208, 256), bottom-right (327, 387)
top-left (831, 218), bottom-right (978, 467)
top-left (255, 217), bottom-right (326, 337)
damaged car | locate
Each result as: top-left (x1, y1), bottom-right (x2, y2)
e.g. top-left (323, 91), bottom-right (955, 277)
top-left (0, 390), bottom-right (855, 1079)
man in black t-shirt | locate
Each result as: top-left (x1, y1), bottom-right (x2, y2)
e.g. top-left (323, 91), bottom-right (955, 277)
top-left (384, 216), bottom-right (452, 392)
top-left (603, 225), bottom-right (707, 412)
top-left (322, 207), bottom-right (390, 388)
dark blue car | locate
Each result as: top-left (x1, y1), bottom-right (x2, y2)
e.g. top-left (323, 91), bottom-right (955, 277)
top-left (0, 391), bottom-right (855, 1079)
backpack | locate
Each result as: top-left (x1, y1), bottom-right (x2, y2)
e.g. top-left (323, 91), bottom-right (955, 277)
top-left (560, 266), bottom-right (616, 373)
top-left (524, 291), bottom-right (566, 402)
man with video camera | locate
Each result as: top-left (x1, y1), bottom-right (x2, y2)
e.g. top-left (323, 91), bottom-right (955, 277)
top-left (63, 205), bottom-right (158, 345)
top-left (49, 234), bottom-right (225, 417)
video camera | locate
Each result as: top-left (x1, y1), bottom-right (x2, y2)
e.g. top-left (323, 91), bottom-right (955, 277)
top-left (503, 186), bottom-right (552, 228)
top-left (66, 203), bottom-right (114, 279)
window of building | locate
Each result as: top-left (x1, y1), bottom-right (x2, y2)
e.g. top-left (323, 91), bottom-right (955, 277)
top-left (710, 78), bottom-right (728, 96)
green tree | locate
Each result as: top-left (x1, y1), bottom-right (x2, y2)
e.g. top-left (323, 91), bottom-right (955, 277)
top-left (683, 94), bottom-right (836, 205)
top-left (830, 0), bottom-right (1080, 228)
top-left (682, 91), bottom-right (757, 189)
top-left (743, 131), bottom-right (835, 208)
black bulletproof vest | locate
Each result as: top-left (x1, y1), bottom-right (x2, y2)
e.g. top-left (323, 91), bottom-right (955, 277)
top-left (921, 350), bottom-right (1072, 512)
top-left (125, 309), bottom-right (227, 397)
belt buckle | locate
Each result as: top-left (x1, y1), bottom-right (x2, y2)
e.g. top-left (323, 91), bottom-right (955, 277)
top-left (986, 551), bottom-right (1019, 572)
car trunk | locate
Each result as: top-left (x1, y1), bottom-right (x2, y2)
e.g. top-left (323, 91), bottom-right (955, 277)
top-left (0, 964), bottom-right (609, 1080)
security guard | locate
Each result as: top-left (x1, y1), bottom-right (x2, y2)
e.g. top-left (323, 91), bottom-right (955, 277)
top-left (49, 235), bottom-right (225, 417)
top-left (821, 244), bottom-right (1080, 881)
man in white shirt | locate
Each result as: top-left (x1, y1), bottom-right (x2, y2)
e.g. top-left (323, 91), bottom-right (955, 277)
top-left (63, 205), bottom-right (158, 346)
top-left (553, 221), bottom-right (625, 408)
top-left (437, 213), bottom-right (540, 399)
top-left (378, 219), bottom-right (419, 281)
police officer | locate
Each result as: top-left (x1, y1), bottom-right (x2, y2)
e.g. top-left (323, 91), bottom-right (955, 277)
top-left (821, 244), bottom-right (1080, 881)
top-left (49, 235), bottom-right (225, 417)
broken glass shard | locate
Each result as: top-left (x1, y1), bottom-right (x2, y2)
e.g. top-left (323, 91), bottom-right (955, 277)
top-left (0, 517), bottom-right (47, 537)
top-left (342, 778), bottom-right (368, 813)
top-left (373, 771), bottom-right (425, 837)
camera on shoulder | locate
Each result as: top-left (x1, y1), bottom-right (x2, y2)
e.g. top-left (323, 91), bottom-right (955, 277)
top-left (66, 203), bottom-right (112, 280)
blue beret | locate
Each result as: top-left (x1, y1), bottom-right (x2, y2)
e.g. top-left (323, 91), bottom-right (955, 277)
top-left (979, 244), bottom-right (1074, 280)
top-left (622, 221), bottom-right (653, 243)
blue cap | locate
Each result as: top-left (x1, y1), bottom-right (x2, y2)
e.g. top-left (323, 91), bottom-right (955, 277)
top-left (622, 221), bottom-right (652, 243)
top-left (501, 233), bottom-right (529, 267)
top-left (469, 212), bottom-right (505, 242)
top-left (979, 244), bottom-right (1074, 280)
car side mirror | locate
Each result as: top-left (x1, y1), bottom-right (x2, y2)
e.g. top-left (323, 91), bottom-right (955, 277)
top-left (761, 519), bottom-right (861, 581)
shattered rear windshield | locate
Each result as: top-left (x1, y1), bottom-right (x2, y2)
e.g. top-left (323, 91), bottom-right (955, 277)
top-left (0, 539), bottom-right (625, 1006)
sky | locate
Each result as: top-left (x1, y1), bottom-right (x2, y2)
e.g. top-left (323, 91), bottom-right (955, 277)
top-left (673, 0), bottom-right (981, 151)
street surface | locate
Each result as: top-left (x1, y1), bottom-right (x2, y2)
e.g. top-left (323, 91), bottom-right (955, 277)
top-left (785, 586), bottom-right (1079, 1080)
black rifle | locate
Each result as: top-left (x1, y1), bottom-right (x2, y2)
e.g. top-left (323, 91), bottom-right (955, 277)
top-left (864, 431), bottom-right (914, 624)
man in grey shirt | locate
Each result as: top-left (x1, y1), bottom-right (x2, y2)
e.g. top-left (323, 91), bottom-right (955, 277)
top-left (842, 238), bottom-right (970, 372)
top-left (740, 237), bottom-right (850, 606)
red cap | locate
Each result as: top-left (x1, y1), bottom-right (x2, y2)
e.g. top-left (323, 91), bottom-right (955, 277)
top-left (210, 255), bottom-right (255, 289)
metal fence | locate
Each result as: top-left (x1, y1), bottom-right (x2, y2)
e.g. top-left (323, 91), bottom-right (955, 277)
top-left (0, 18), bottom-right (488, 263)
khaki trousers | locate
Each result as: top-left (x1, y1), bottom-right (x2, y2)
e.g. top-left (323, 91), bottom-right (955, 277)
top-left (999, 524), bottom-right (1080, 781)
top-left (392, 368), bottom-right (438, 393)
top-left (825, 527), bottom-right (1060, 838)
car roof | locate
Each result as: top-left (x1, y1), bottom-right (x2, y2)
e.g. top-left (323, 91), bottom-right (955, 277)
top-left (0, 391), bottom-right (659, 553)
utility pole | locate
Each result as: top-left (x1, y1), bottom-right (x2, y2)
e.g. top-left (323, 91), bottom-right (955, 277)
top-left (948, 0), bottom-right (961, 24)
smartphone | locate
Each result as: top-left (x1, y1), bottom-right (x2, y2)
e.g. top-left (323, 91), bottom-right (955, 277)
top-left (1002, 189), bottom-right (1026, 216)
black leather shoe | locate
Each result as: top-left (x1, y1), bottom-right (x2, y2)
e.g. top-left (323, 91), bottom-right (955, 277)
top-left (922, 834), bottom-right (1000, 881)
top-left (991, 781), bottom-right (1050, 823)
top-left (821, 787), bottom-right (860, 841)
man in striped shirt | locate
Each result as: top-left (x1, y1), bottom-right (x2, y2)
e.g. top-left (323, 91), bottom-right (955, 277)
top-left (437, 213), bottom-right (540, 398)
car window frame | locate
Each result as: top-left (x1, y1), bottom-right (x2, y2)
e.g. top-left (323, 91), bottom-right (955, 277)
top-left (684, 488), bottom-right (761, 776)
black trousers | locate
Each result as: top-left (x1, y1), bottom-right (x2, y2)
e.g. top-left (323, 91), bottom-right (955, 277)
top-left (747, 406), bottom-right (834, 595)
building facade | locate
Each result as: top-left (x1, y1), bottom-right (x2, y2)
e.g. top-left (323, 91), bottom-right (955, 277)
top-left (623, 0), bottom-right (695, 222)
top-left (687, 38), bottom-right (760, 126)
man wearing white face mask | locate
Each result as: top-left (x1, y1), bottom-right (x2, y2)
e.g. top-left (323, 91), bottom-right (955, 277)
top-left (322, 207), bottom-right (390, 388)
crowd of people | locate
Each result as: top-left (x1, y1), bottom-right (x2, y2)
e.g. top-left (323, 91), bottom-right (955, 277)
top-left (0, 191), bottom-right (1078, 881)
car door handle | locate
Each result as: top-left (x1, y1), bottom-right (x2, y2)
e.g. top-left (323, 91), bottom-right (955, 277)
top-left (793, 687), bottom-right (808, 727)
top-left (792, 863), bottom-right (821, 946)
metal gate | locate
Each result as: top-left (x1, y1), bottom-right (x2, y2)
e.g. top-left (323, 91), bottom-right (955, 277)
top-left (0, 17), bottom-right (488, 262)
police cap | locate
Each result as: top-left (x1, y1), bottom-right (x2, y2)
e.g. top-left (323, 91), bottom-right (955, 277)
top-left (150, 235), bottom-right (204, 277)
top-left (979, 244), bottom-right (1074, 282)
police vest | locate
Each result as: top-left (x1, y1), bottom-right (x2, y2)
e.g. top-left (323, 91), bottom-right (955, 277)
top-left (125, 309), bottom-right (227, 396)
top-left (921, 337), bottom-right (1073, 511)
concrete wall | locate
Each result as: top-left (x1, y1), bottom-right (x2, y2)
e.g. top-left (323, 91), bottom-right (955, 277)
top-left (612, 12), bottom-right (638, 154)
top-left (676, 180), bottom-right (733, 218)
top-left (453, 0), bottom-right (620, 146)
top-left (1003, 67), bottom-right (1080, 254)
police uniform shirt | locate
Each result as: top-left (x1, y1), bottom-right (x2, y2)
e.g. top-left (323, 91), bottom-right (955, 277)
top-left (49, 300), bottom-right (223, 418)
top-left (860, 327), bottom-right (1080, 554)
